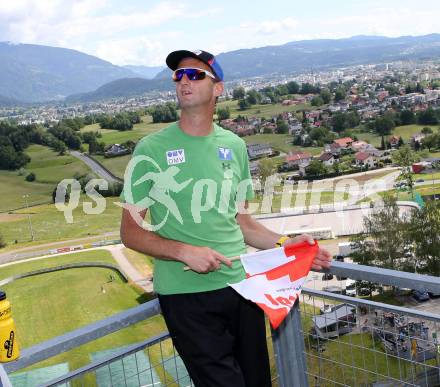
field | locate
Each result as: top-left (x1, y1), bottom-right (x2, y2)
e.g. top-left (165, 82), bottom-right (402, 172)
top-left (26, 144), bottom-right (93, 183)
top-left (1, 250), bottom-right (166, 376)
top-left (93, 154), bottom-right (130, 179)
top-left (0, 171), bottom-right (53, 212)
top-left (2, 248), bottom-right (418, 385)
top-left (217, 99), bottom-right (311, 119)
top-left (355, 124), bottom-right (440, 148)
top-left (242, 133), bottom-right (322, 155)
top-left (250, 191), bottom-right (351, 214)
top-left (81, 118), bottom-right (440, 181)
top-left (79, 99), bottom-right (311, 148)
top-left (0, 196), bottom-right (122, 246)
top-left (1, 144), bottom-right (94, 212)
top-left (123, 247), bottom-right (154, 278)
top-left (306, 331), bottom-right (425, 385)
top-left (358, 183), bottom-right (440, 203)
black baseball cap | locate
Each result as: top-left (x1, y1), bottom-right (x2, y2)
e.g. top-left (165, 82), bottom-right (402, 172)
top-left (166, 49), bottom-right (224, 81)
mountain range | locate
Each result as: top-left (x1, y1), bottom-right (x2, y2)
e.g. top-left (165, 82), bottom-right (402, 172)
top-left (154, 34), bottom-right (440, 80)
top-left (1, 34), bottom-right (440, 104)
top-left (123, 65), bottom-right (165, 79)
top-left (0, 42), bottom-right (154, 103)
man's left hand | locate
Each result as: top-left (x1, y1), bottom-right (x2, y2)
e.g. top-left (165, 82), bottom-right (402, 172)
top-left (283, 233), bottom-right (332, 271)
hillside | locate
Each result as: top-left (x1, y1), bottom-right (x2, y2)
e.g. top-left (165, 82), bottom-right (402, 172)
top-left (0, 94), bottom-right (24, 107)
top-left (67, 34), bottom-right (440, 102)
top-left (154, 34), bottom-right (440, 80)
top-left (123, 65), bottom-right (165, 79)
top-left (3, 34), bottom-right (440, 104)
top-left (0, 42), bottom-right (137, 102)
top-left (65, 77), bottom-right (173, 103)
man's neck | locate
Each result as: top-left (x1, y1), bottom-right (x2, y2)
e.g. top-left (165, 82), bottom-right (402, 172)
top-left (179, 109), bottom-right (215, 136)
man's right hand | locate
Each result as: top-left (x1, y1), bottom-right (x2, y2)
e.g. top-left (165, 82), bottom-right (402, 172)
top-left (178, 245), bottom-right (232, 273)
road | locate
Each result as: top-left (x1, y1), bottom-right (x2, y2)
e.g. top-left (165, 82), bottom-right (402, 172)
top-left (258, 205), bottom-right (414, 236)
top-left (69, 151), bottom-right (121, 183)
top-left (0, 243), bottom-right (153, 293)
top-left (0, 231), bottom-right (120, 264)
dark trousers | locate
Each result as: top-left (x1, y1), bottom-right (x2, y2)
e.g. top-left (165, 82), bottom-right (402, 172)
top-left (158, 287), bottom-right (272, 387)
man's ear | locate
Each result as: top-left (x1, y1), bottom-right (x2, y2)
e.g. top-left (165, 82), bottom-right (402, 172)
top-left (214, 81), bottom-right (224, 97)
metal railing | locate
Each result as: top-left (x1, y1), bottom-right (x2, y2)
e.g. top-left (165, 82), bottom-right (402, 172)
top-left (2, 261), bottom-right (440, 387)
top-left (300, 288), bottom-right (440, 386)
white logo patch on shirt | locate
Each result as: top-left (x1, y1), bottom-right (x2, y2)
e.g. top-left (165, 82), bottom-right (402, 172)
top-left (166, 149), bottom-right (185, 165)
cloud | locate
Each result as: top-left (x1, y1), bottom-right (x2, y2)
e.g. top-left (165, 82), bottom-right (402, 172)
top-left (210, 5), bottom-right (440, 56)
top-left (94, 32), bottom-right (181, 66)
top-left (0, 0), bottom-right (439, 66)
top-left (0, 0), bottom-right (224, 65)
top-left (258, 17), bottom-right (298, 35)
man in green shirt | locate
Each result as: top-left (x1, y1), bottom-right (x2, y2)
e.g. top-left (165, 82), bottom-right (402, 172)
top-left (120, 49), bottom-right (332, 387)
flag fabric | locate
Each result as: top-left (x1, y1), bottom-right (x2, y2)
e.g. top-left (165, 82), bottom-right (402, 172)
top-left (229, 240), bottom-right (319, 329)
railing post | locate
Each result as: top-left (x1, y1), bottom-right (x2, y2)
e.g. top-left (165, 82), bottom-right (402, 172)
top-left (272, 300), bottom-right (309, 387)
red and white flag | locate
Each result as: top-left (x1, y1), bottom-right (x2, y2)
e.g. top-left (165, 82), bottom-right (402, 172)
top-left (229, 240), bottom-right (318, 329)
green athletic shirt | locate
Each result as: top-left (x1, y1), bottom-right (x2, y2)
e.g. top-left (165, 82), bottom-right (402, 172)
top-left (120, 122), bottom-right (254, 295)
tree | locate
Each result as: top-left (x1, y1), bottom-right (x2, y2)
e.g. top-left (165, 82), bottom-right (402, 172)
top-left (246, 89), bottom-right (261, 105)
top-left (350, 195), bottom-right (410, 270)
top-left (331, 113), bottom-right (346, 132)
top-left (232, 87), bottom-right (246, 100)
top-left (0, 146), bottom-right (30, 170)
top-left (392, 145), bottom-right (420, 195)
top-left (422, 134), bottom-right (439, 152)
top-left (299, 83), bottom-right (319, 94)
top-left (400, 110), bottom-right (415, 125)
top-left (309, 127), bottom-right (331, 146)
top-left (0, 232), bottom-right (5, 248)
top-left (421, 127), bottom-right (433, 135)
top-left (418, 108), bottom-right (438, 125)
top-left (345, 111), bottom-right (360, 128)
top-left (53, 140), bottom-right (67, 155)
top-left (331, 161), bottom-right (340, 175)
top-left (286, 81), bottom-right (300, 94)
top-left (305, 160), bottom-right (327, 176)
top-left (334, 87), bottom-right (346, 102)
top-left (311, 96), bottom-right (324, 107)
top-left (65, 134), bottom-right (82, 149)
top-left (275, 84), bottom-right (289, 96)
top-left (406, 200), bottom-right (440, 275)
top-left (374, 115), bottom-right (395, 136)
top-left (381, 136), bottom-right (386, 150)
top-left (320, 89), bottom-right (332, 104)
top-left (150, 102), bottom-right (178, 123)
top-left (276, 118), bottom-right (289, 134)
top-left (238, 99), bottom-right (250, 110)
top-left (216, 106), bottom-right (230, 121)
top-left (88, 136), bottom-right (100, 154)
top-left (25, 172), bottom-right (36, 182)
top-left (258, 158), bottom-right (277, 189)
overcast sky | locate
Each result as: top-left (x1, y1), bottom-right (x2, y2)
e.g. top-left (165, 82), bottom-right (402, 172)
top-left (1, 0), bottom-right (439, 66)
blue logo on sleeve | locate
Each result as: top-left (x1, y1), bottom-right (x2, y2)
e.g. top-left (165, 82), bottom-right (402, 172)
top-left (218, 147), bottom-right (232, 161)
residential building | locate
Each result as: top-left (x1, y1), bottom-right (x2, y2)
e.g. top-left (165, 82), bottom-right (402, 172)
top-left (285, 151), bottom-right (312, 167)
top-left (351, 141), bottom-right (369, 152)
top-left (104, 144), bottom-right (130, 158)
top-left (325, 142), bottom-right (342, 156)
top-left (247, 143), bottom-right (273, 159)
top-left (334, 137), bottom-right (353, 149)
top-left (355, 151), bottom-right (378, 168)
top-left (319, 152), bottom-right (336, 167)
top-left (411, 133), bottom-right (426, 147)
top-left (388, 135), bottom-right (400, 148)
